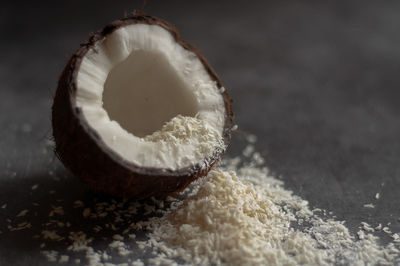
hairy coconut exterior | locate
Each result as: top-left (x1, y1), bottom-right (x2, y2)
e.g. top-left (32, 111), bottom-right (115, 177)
top-left (52, 15), bottom-right (234, 198)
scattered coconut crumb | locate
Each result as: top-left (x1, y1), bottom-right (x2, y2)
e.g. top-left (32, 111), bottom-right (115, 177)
top-left (59, 255), bottom-right (69, 263)
top-left (361, 222), bottom-right (375, 232)
top-left (31, 184), bottom-right (39, 190)
top-left (94, 225), bottom-right (102, 233)
top-left (42, 230), bottom-right (63, 241)
top-left (42, 250), bottom-right (58, 262)
top-left (375, 193), bottom-right (380, 199)
top-left (246, 134), bottom-right (257, 143)
top-left (49, 206), bottom-right (64, 216)
top-left (383, 227), bottom-right (392, 234)
top-left (242, 144), bottom-right (254, 157)
top-left (364, 203), bottom-right (375, 208)
top-left (109, 240), bottom-right (131, 256)
top-left (83, 208), bottom-right (91, 217)
top-left (16, 209), bottom-right (29, 217)
top-left (1, 203), bottom-right (6, 209)
top-left (74, 200), bottom-right (84, 208)
top-left (7, 222), bottom-right (32, 231)
top-left (113, 234), bottom-right (124, 241)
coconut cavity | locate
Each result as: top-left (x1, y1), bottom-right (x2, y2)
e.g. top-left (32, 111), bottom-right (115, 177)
top-left (103, 50), bottom-right (198, 137)
top-left (75, 23), bottom-right (226, 170)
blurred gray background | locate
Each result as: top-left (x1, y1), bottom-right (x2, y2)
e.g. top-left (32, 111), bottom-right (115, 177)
top-left (1, 0), bottom-right (399, 265)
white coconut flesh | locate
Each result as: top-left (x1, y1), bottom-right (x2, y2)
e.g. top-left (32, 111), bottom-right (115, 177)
top-left (75, 24), bottom-right (226, 170)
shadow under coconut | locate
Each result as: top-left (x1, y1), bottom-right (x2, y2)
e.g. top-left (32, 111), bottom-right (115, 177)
top-left (0, 164), bottom-right (174, 265)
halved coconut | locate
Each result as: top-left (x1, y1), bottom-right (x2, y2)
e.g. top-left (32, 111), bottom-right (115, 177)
top-left (52, 15), bottom-right (233, 198)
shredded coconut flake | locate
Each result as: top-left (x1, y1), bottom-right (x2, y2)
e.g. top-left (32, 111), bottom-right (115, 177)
top-left (144, 115), bottom-right (225, 168)
top-left (59, 255), bottom-right (69, 263)
top-left (364, 203), bottom-right (375, 209)
top-left (16, 209), bottom-right (29, 217)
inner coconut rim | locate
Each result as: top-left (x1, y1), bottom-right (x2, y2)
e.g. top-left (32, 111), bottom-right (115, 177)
top-left (75, 24), bottom-right (226, 170)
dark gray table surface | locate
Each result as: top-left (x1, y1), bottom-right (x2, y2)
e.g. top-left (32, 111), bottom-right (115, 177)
top-left (1, 1), bottom-right (400, 265)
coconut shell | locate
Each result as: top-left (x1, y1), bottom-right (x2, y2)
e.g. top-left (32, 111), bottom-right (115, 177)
top-left (52, 14), bottom-right (234, 198)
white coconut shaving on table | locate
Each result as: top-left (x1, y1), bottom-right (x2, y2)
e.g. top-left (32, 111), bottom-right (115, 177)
top-left (2, 133), bottom-right (400, 265)
top-left (140, 168), bottom-right (400, 265)
top-left (144, 169), bottom-right (328, 265)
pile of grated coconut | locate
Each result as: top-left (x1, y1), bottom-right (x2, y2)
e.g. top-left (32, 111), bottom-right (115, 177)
top-left (141, 114), bottom-right (224, 170)
top-left (2, 132), bottom-right (400, 265)
top-left (139, 147), bottom-right (400, 265)
top-left (144, 114), bottom-right (225, 168)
